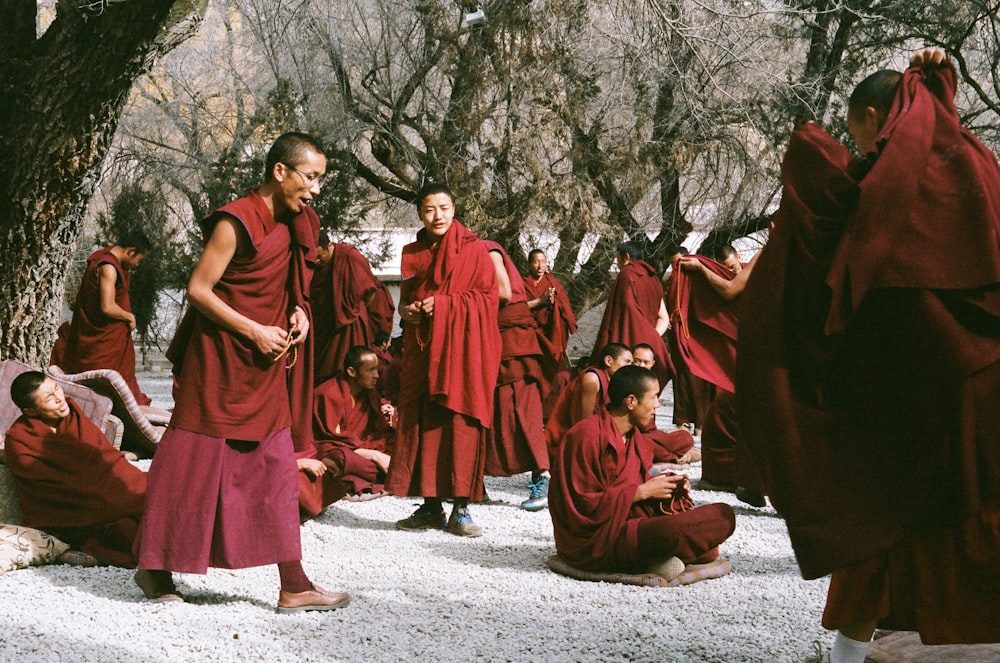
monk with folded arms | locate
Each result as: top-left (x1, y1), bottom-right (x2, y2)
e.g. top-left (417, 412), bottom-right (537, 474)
top-left (136, 132), bottom-right (349, 613)
top-left (549, 365), bottom-right (735, 581)
top-left (4, 371), bottom-right (177, 596)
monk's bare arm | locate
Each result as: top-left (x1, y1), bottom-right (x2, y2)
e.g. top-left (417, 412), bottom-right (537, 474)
top-left (577, 372), bottom-right (601, 421)
top-left (654, 297), bottom-right (670, 335)
top-left (186, 216), bottom-right (290, 358)
top-left (97, 264), bottom-right (136, 329)
top-left (354, 448), bottom-right (391, 473)
top-left (488, 251), bottom-right (513, 305)
top-left (681, 252), bottom-right (759, 301)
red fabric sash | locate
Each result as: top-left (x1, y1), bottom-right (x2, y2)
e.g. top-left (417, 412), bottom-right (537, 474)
top-left (398, 221), bottom-right (501, 427)
top-left (590, 260), bottom-right (671, 389)
top-left (3, 400), bottom-right (145, 530)
top-left (666, 255), bottom-right (739, 393)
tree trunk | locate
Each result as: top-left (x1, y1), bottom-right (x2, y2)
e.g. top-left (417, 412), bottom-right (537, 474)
top-left (0, 0), bottom-right (205, 365)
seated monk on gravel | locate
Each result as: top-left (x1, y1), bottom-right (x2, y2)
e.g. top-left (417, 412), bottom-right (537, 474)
top-left (630, 343), bottom-right (700, 466)
top-left (312, 345), bottom-right (395, 500)
top-left (549, 365), bottom-right (735, 582)
top-left (3, 371), bottom-right (179, 600)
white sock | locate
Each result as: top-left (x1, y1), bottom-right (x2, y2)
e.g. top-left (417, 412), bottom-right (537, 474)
top-left (830, 631), bottom-right (870, 663)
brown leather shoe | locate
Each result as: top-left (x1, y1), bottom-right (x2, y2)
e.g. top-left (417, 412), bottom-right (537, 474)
top-left (277, 585), bottom-right (351, 614)
top-left (134, 569), bottom-right (184, 602)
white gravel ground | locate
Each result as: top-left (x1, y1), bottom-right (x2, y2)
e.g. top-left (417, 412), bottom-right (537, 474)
top-left (0, 367), bottom-right (835, 663)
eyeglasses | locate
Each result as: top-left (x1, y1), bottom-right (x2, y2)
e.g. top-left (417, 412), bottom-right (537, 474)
top-left (283, 163), bottom-right (327, 188)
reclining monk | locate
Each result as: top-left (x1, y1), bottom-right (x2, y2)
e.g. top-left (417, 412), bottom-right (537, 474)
top-left (312, 345), bottom-right (395, 502)
top-left (630, 343), bottom-right (699, 466)
top-left (544, 342), bottom-right (632, 459)
top-left (4, 371), bottom-right (178, 598)
top-left (549, 365), bottom-right (735, 582)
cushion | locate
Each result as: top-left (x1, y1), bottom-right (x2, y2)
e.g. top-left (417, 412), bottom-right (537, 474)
top-left (547, 554), bottom-right (731, 587)
top-left (48, 366), bottom-right (162, 457)
top-left (0, 524), bottom-right (70, 574)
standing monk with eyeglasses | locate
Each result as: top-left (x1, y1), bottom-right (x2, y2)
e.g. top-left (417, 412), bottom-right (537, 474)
top-left (136, 132), bottom-right (351, 613)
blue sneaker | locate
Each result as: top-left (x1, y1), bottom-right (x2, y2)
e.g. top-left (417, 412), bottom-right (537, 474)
top-left (520, 474), bottom-right (549, 511)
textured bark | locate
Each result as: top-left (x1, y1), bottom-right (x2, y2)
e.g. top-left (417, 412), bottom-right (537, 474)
top-left (0, 0), bottom-right (206, 364)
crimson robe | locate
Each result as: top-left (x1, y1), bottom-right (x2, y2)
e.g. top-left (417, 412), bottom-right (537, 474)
top-left (665, 255), bottom-right (739, 393)
top-left (385, 221), bottom-right (501, 500)
top-left (590, 260), bottom-right (671, 389)
top-left (4, 399), bottom-right (145, 567)
top-left (311, 243), bottom-right (379, 384)
top-left (523, 271), bottom-right (577, 382)
top-left (738, 63), bottom-right (1000, 644)
top-left (139, 191), bottom-right (318, 573)
top-left (313, 373), bottom-right (395, 495)
top-left (482, 241), bottom-right (547, 476)
top-left (50, 248), bottom-right (150, 406)
top-left (544, 367), bottom-right (607, 459)
top-left (641, 416), bottom-right (695, 465)
top-left (549, 409), bottom-right (735, 572)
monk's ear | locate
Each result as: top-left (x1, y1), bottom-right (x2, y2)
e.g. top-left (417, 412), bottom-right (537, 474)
top-left (346, 366), bottom-right (357, 379)
top-left (22, 405), bottom-right (38, 418)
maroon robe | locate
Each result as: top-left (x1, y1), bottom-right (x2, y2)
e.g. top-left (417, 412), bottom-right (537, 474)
top-left (482, 241), bottom-right (548, 476)
top-left (523, 271), bottom-right (578, 385)
top-left (590, 260), bottom-right (671, 389)
top-left (544, 367), bottom-right (608, 459)
top-left (666, 255), bottom-right (739, 393)
top-left (549, 409), bottom-right (735, 572)
top-left (313, 373), bottom-right (395, 495)
top-left (385, 221), bottom-right (501, 500)
top-left (641, 417), bottom-right (695, 465)
top-left (738, 63), bottom-right (1000, 644)
top-left (4, 399), bottom-right (146, 567)
top-left (139, 191), bottom-right (318, 574)
top-left (311, 243), bottom-right (380, 384)
top-left (367, 281), bottom-right (396, 337)
top-left (51, 248), bottom-right (151, 406)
